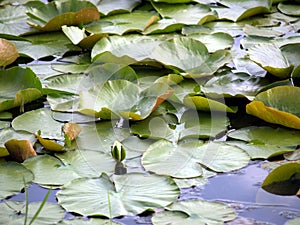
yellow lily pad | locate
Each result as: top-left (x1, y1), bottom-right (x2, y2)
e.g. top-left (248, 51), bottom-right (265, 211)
top-left (246, 86), bottom-right (300, 129)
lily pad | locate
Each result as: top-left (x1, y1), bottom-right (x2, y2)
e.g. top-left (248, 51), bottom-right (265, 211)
top-left (26, 0), bottom-right (100, 31)
top-left (183, 95), bottom-right (237, 113)
top-left (246, 86), bottom-right (300, 129)
top-left (152, 200), bottom-right (236, 225)
top-left (0, 38), bottom-right (18, 68)
top-left (12, 108), bottom-right (63, 139)
top-left (58, 218), bottom-right (121, 225)
top-left (57, 173), bottom-right (180, 218)
top-left (90, 0), bottom-right (141, 16)
top-left (85, 11), bottom-right (159, 35)
top-left (151, 2), bottom-right (217, 25)
top-left (0, 161), bottom-right (33, 199)
top-left (5, 139), bottom-right (37, 163)
top-left (78, 80), bottom-right (173, 120)
top-left (142, 140), bottom-right (250, 178)
top-left (248, 43), bottom-right (293, 79)
top-left (262, 162), bottom-right (300, 196)
top-left (0, 67), bottom-right (42, 112)
top-left (278, 2), bottom-right (300, 16)
top-left (151, 37), bottom-right (231, 78)
top-left (0, 201), bottom-right (65, 225)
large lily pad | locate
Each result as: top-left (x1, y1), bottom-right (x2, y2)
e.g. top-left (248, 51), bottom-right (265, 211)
top-left (78, 80), bottom-right (173, 120)
top-left (26, 0), bottom-right (100, 31)
top-left (142, 140), bottom-right (250, 178)
top-left (0, 201), bottom-right (65, 225)
top-left (151, 37), bottom-right (231, 78)
top-left (57, 173), bottom-right (180, 218)
top-left (246, 86), bottom-right (300, 129)
top-left (90, 0), bottom-right (141, 16)
top-left (248, 43), bottom-right (294, 79)
top-left (12, 108), bottom-right (63, 139)
top-left (0, 67), bottom-right (42, 112)
top-left (85, 11), bottom-right (159, 35)
top-left (152, 200), bottom-right (236, 224)
top-left (0, 161), bottom-right (33, 199)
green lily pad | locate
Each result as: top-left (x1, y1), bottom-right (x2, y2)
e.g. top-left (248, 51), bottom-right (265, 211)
top-left (0, 5), bottom-right (32, 36)
top-left (75, 122), bottom-right (130, 153)
top-left (278, 2), bottom-right (300, 16)
top-left (90, 0), bottom-right (141, 16)
top-left (57, 173), bottom-right (180, 218)
top-left (78, 80), bottom-right (173, 120)
top-left (183, 95), bottom-right (237, 113)
top-left (91, 34), bottom-right (166, 64)
top-left (142, 140), bottom-right (250, 178)
top-left (0, 67), bottom-right (42, 112)
top-left (58, 218), bottom-right (121, 225)
top-left (248, 43), bottom-right (294, 79)
top-left (151, 37), bottom-right (231, 78)
top-left (85, 11), bottom-right (159, 35)
top-left (152, 200), bottom-right (236, 225)
top-left (246, 86), bottom-right (300, 129)
top-left (214, 0), bottom-right (271, 22)
top-left (0, 201), bottom-right (65, 225)
top-left (0, 161), bottom-right (33, 199)
top-left (151, 2), bottom-right (217, 25)
top-left (12, 108), bottom-right (63, 139)
top-left (285, 217), bottom-right (300, 225)
top-left (201, 72), bottom-right (269, 100)
top-left (262, 162), bottom-right (300, 196)
top-left (13, 32), bottom-right (81, 60)
top-left (26, 0), bottom-right (100, 31)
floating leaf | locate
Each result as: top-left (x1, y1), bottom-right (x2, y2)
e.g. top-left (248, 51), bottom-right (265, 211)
top-left (246, 86), bottom-right (300, 129)
top-left (26, 0), bottom-right (100, 31)
top-left (0, 161), bottom-right (33, 199)
top-left (151, 37), bottom-right (231, 78)
top-left (262, 162), bottom-right (300, 196)
top-left (85, 11), bottom-right (159, 35)
top-left (183, 95), bottom-right (237, 113)
top-left (36, 132), bottom-right (65, 152)
top-left (151, 2), bottom-right (217, 25)
top-left (90, 0), bottom-right (141, 16)
top-left (278, 2), bottom-right (300, 16)
top-left (0, 38), bottom-right (18, 68)
top-left (58, 218), bottom-right (121, 225)
top-left (152, 200), bottom-right (236, 225)
top-left (0, 201), bottom-right (65, 225)
top-left (5, 139), bottom-right (37, 163)
top-left (142, 140), bottom-right (250, 178)
top-left (78, 80), bottom-right (173, 120)
top-left (0, 5), bottom-right (32, 36)
top-left (214, 0), bottom-right (271, 22)
top-left (57, 173), bottom-right (180, 218)
top-left (12, 108), bottom-right (63, 139)
top-left (248, 43), bottom-right (293, 78)
top-left (201, 72), bottom-right (269, 100)
top-left (62, 122), bottom-right (82, 141)
top-left (0, 67), bottom-right (42, 112)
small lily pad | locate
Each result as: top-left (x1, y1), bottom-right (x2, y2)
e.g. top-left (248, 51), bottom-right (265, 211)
top-left (0, 38), bottom-right (18, 67)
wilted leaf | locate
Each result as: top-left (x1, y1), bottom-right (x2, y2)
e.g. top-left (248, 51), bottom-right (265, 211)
top-left (5, 139), bottom-right (37, 163)
top-left (0, 38), bottom-right (18, 67)
top-left (62, 122), bottom-right (82, 141)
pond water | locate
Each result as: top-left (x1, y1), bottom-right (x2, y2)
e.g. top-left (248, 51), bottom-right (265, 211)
top-left (9, 160), bottom-right (300, 224)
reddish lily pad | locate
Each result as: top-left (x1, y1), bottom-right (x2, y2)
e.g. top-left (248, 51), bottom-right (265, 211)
top-left (0, 38), bottom-right (18, 68)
